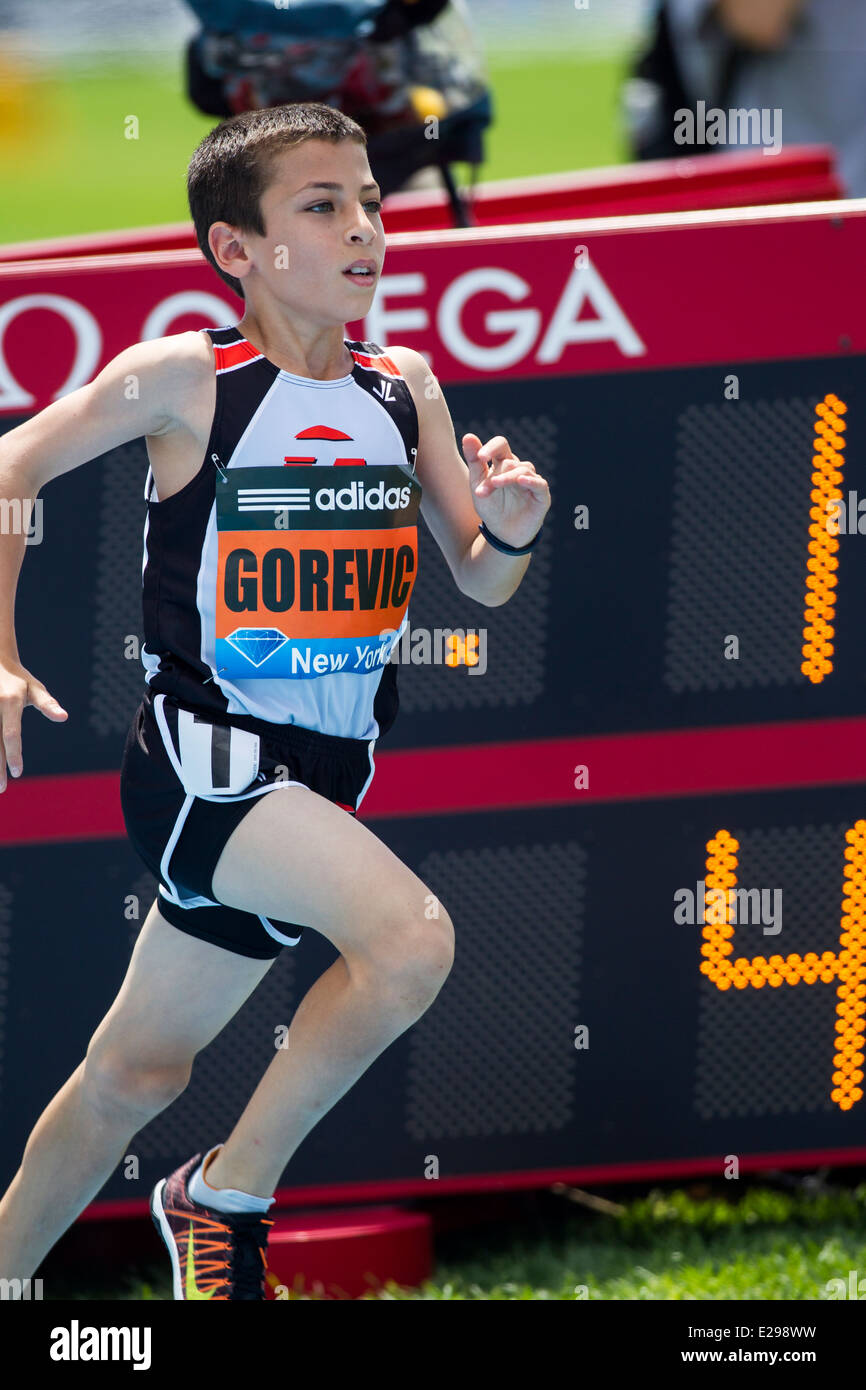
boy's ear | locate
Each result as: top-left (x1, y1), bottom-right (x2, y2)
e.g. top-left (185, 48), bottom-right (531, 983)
top-left (209, 223), bottom-right (250, 283)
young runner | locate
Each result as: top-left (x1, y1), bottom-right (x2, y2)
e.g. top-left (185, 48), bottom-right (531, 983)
top-left (0, 102), bottom-right (549, 1299)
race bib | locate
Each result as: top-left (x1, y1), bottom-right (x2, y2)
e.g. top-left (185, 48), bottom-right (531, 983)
top-left (215, 464), bottom-right (422, 680)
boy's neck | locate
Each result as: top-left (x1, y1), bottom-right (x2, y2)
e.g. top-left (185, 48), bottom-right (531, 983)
top-left (235, 314), bottom-right (351, 381)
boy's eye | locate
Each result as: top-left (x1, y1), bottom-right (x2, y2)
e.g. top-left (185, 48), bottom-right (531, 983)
top-left (306, 200), bottom-right (382, 213)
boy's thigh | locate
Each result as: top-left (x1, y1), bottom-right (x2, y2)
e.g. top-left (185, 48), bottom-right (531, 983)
top-left (86, 898), bottom-right (274, 1074)
top-left (211, 783), bottom-right (439, 964)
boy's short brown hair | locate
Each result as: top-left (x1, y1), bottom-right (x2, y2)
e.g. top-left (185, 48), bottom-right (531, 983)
top-left (187, 102), bottom-right (368, 300)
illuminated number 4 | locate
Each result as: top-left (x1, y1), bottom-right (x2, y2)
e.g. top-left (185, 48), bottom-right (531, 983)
top-left (702, 823), bottom-right (866, 1110)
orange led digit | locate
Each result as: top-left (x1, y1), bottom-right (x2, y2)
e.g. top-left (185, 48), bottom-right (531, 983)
top-left (701, 824), bottom-right (866, 1110)
top-left (802, 394), bottom-right (846, 684)
top-left (445, 633), bottom-right (480, 668)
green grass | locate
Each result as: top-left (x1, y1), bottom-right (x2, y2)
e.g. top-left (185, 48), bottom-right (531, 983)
top-left (0, 51), bottom-right (631, 243)
top-left (43, 1179), bottom-right (866, 1301)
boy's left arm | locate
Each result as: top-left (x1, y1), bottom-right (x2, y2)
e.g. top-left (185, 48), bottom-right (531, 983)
top-left (390, 348), bottom-right (550, 608)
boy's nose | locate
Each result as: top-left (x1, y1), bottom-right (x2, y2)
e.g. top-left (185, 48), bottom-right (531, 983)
top-left (347, 210), bottom-right (379, 239)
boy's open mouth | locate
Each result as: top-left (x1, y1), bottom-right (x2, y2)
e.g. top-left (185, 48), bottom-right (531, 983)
top-left (343, 261), bottom-right (377, 285)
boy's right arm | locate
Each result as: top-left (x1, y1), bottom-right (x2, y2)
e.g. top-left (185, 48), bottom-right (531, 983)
top-left (0, 332), bottom-right (203, 790)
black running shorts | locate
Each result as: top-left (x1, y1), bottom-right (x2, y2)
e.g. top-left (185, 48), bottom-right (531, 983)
top-left (119, 689), bottom-right (377, 959)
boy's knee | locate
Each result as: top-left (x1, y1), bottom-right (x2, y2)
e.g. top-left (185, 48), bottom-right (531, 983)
top-left (82, 1046), bottom-right (192, 1117)
top-left (375, 906), bottom-right (455, 1003)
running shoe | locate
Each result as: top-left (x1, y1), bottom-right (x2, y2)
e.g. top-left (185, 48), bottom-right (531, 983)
top-left (150, 1153), bottom-right (274, 1300)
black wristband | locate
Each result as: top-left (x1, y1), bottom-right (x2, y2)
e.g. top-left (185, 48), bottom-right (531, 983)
top-left (478, 519), bottom-right (543, 555)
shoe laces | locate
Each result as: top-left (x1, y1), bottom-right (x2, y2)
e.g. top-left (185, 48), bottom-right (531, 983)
top-left (226, 1212), bottom-right (276, 1300)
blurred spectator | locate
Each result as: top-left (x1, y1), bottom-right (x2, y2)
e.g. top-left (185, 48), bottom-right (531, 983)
top-left (625, 1), bottom-right (866, 196)
top-left (182, 0), bottom-right (492, 214)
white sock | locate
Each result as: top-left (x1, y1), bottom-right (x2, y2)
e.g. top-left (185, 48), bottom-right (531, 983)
top-left (187, 1144), bottom-right (275, 1215)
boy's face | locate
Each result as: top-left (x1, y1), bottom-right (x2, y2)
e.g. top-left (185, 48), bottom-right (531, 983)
top-left (228, 138), bottom-right (384, 324)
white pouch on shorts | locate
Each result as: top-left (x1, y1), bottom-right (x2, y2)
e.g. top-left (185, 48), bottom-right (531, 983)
top-left (156, 697), bottom-right (261, 798)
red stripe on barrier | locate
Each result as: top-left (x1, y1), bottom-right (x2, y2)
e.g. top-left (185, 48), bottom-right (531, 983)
top-left (361, 716), bottom-right (866, 819)
top-left (0, 770), bottom-right (122, 844)
top-left (0, 716), bottom-right (864, 847)
top-left (0, 148), bottom-right (841, 259)
top-left (74, 1144), bottom-right (866, 1221)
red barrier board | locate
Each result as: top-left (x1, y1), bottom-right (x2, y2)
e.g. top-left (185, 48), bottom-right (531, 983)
top-left (0, 199), bottom-right (864, 417)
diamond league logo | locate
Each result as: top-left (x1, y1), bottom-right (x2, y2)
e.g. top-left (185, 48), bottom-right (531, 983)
top-left (225, 628), bottom-right (289, 667)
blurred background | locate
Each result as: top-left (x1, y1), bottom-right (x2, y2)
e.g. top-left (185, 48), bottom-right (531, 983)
top-left (0, 0), bottom-right (645, 241)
